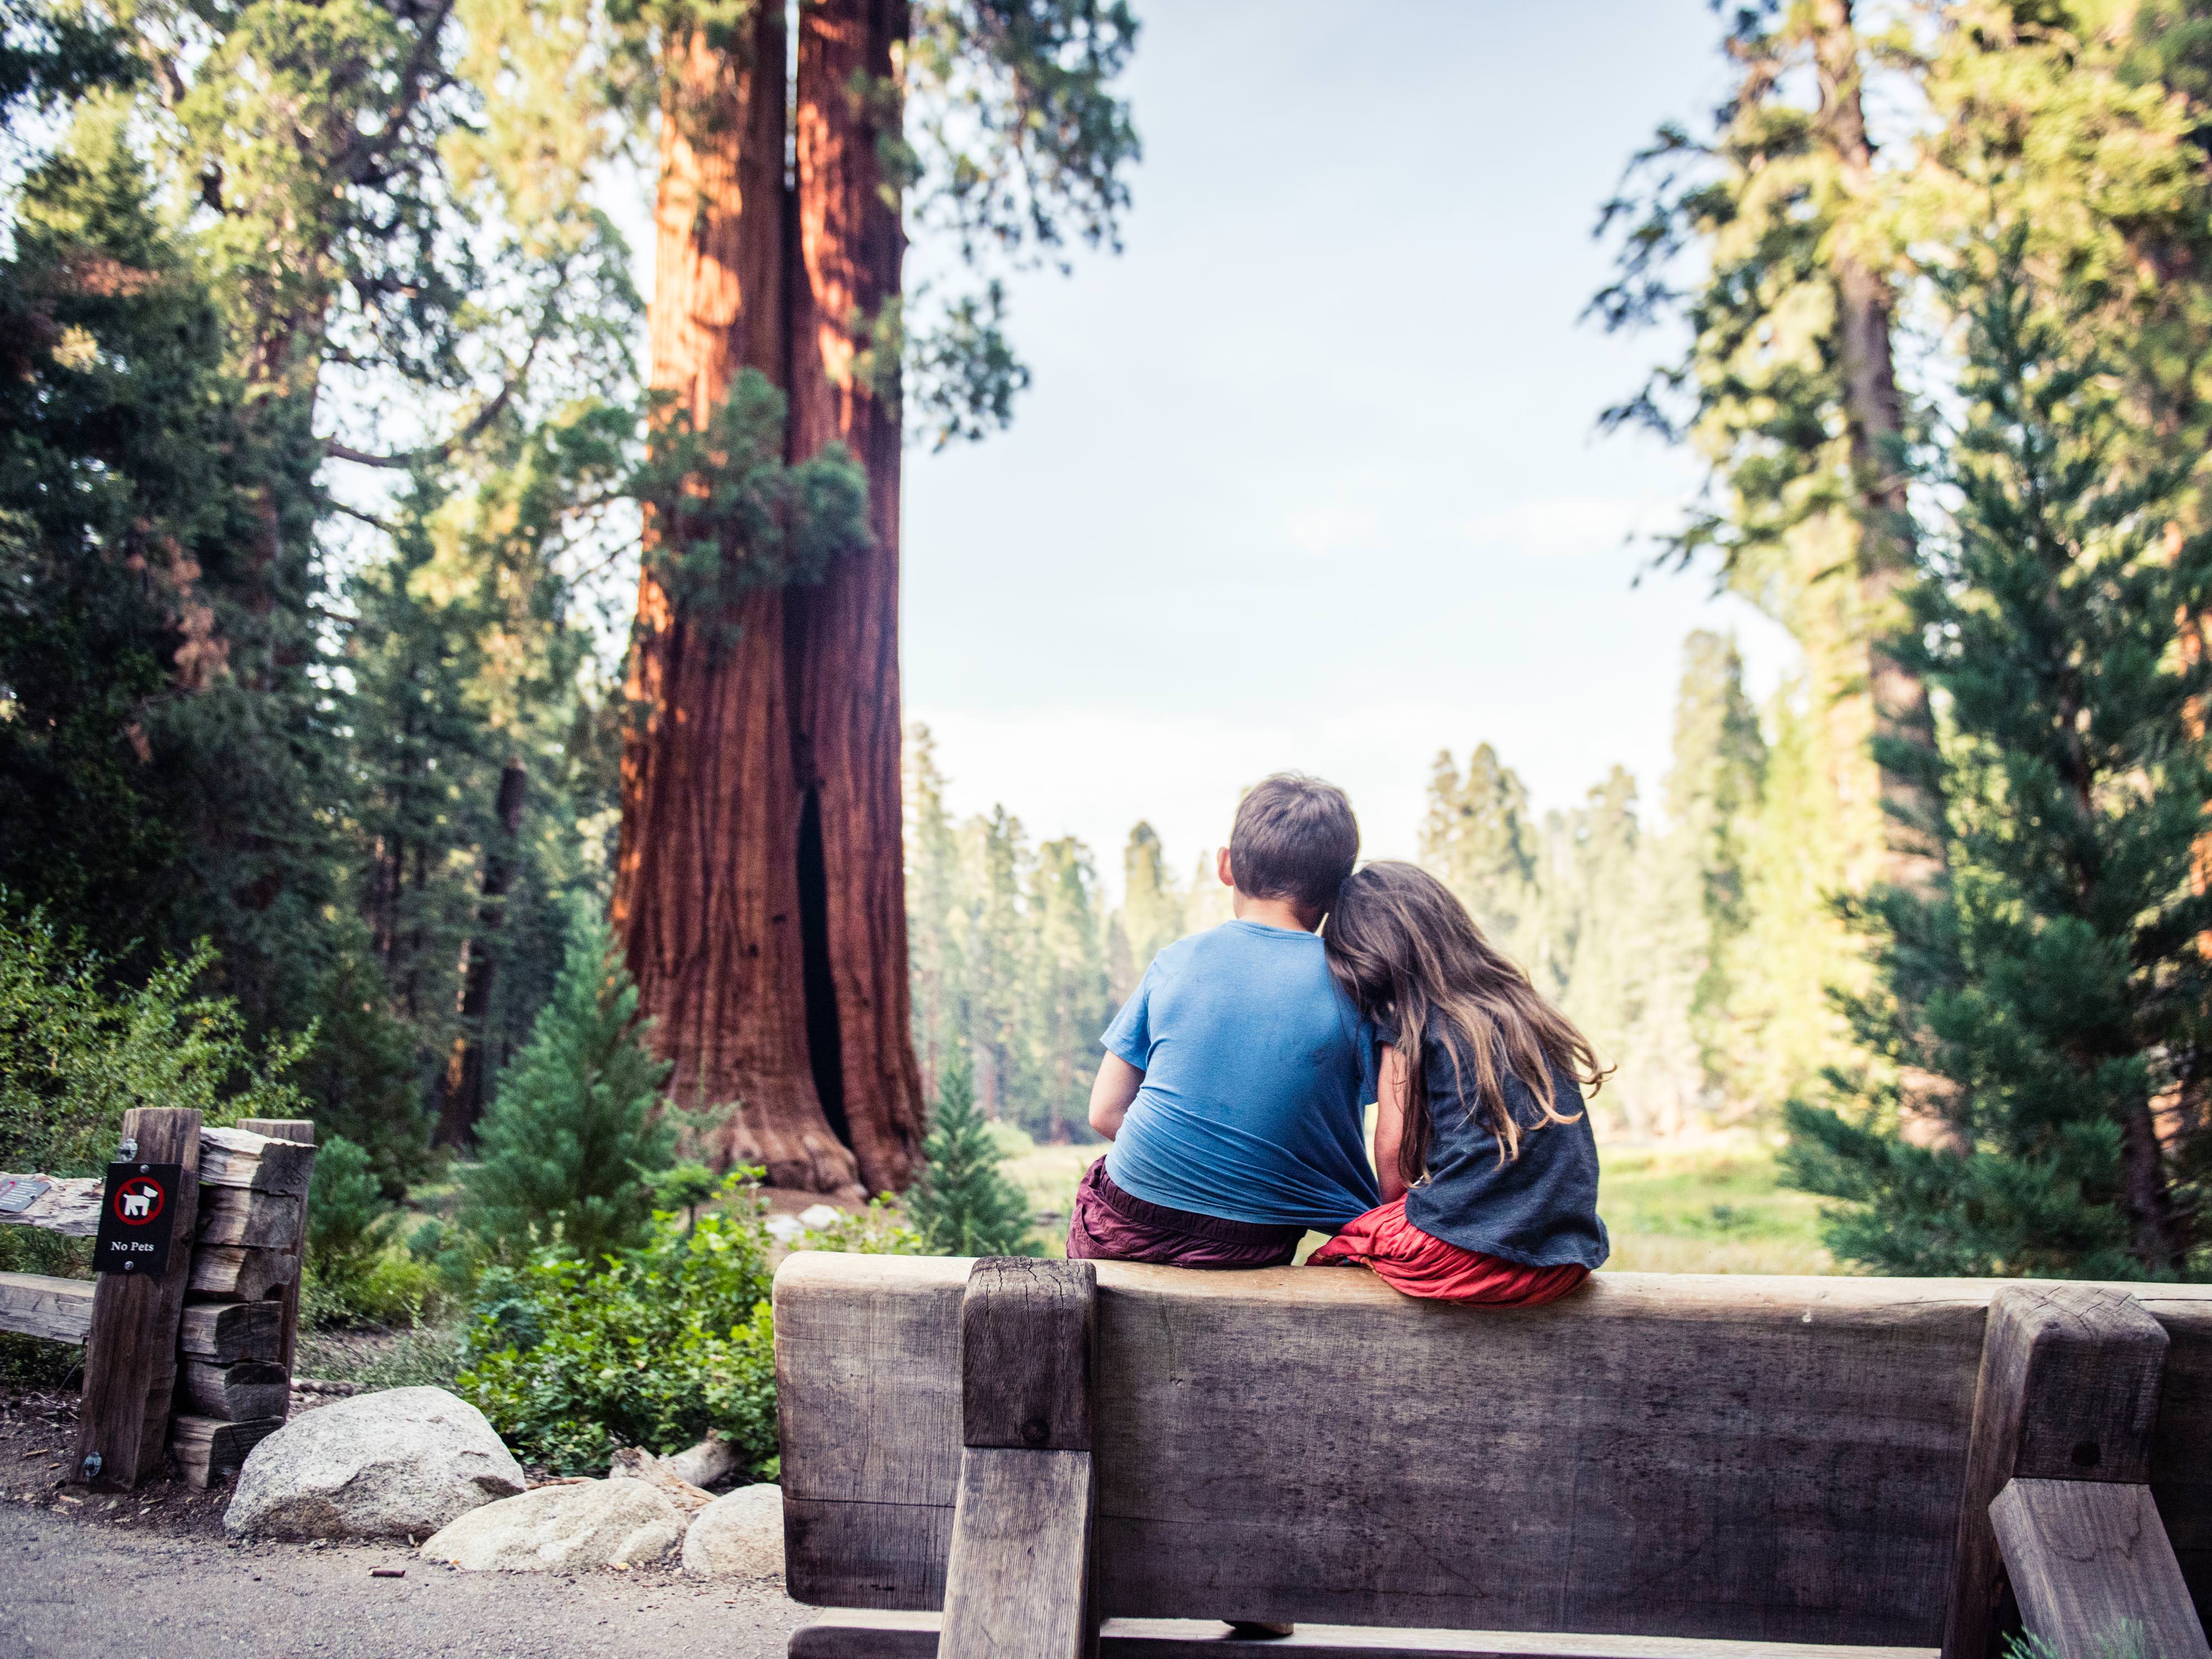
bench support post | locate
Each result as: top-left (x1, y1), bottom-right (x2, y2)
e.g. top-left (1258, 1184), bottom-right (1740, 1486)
top-left (937, 1257), bottom-right (1097, 1659)
top-left (1991, 1478), bottom-right (2210, 1659)
top-left (1942, 1284), bottom-right (2172, 1659)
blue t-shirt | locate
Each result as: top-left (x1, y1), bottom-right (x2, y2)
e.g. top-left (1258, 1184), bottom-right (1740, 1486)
top-left (1101, 921), bottom-right (1380, 1230)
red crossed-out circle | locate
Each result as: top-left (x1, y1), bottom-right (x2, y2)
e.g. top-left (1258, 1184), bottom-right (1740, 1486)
top-left (112, 1175), bottom-right (166, 1227)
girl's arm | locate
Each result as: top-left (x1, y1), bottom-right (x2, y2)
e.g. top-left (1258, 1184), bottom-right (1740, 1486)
top-left (1373, 1043), bottom-right (1411, 1206)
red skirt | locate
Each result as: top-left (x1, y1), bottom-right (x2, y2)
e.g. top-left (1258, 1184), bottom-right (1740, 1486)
top-left (1308, 1197), bottom-right (1589, 1306)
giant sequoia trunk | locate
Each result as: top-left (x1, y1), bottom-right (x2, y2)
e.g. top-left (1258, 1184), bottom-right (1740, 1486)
top-left (1812, 0), bottom-right (1945, 900)
top-left (786, 0), bottom-right (928, 1192)
top-left (615, 8), bottom-right (861, 1195)
top-left (616, 0), bottom-right (927, 1194)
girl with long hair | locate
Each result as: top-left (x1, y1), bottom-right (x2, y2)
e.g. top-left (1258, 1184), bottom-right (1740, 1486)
top-left (1309, 861), bottom-right (1608, 1305)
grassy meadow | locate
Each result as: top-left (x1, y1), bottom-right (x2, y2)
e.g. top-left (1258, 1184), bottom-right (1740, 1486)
top-left (998, 1126), bottom-right (1835, 1275)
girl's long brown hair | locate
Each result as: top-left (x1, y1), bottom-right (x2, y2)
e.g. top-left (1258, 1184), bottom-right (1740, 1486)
top-left (1324, 861), bottom-right (1609, 1185)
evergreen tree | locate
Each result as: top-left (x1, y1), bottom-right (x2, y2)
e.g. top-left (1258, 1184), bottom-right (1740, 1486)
top-left (1027, 838), bottom-right (1112, 1142)
top-left (905, 1054), bottom-right (1041, 1257)
top-left (1422, 745), bottom-right (1545, 976)
top-left (1114, 821), bottom-right (1185, 999)
top-left (461, 904), bottom-right (675, 1264)
top-left (906, 724), bottom-right (968, 1102)
top-left (1783, 239), bottom-right (2212, 1280)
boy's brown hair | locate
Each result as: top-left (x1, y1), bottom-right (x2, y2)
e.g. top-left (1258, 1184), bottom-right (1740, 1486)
top-left (1229, 774), bottom-right (1359, 919)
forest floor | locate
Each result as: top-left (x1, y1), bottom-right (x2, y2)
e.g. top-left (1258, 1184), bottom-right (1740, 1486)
top-left (0, 1388), bottom-right (810, 1659)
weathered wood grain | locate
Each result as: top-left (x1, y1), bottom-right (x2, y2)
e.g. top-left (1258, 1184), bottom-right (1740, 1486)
top-left (168, 1412), bottom-right (283, 1491)
top-left (2142, 1293), bottom-right (2212, 1635)
top-left (177, 1300), bottom-right (282, 1365)
top-left (194, 1185), bottom-right (302, 1252)
top-left (962, 1258), bottom-right (1095, 1451)
top-left (790, 1609), bottom-right (1942, 1659)
top-left (236, 1119), bottom-right (313, 1379)
top-left (940, 1447), bottom-right (1093, 1659)
top-left (180, 1359), bottom-right (291, 1422)
top-left (0, 1175), bottom-right (101, 1236)
top-left (196, 1126), bottom-right (315, 1198)
top-left (0, 1271), bottom-right (93, 1344)
top-left (187, 1246), bottom-right (296, 1301)
top-left (776, 1255), bottom-right (2212, 1648)
top-left (1991, 1479), bottom-right (2210, 1659)
top-left (73, 1108), bottom-right (201, 1489)
top-left (1940, 1285), bottom-right (2169, 1659)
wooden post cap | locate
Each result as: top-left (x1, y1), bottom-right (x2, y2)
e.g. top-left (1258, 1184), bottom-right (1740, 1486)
top-left (961, 1258), bottom-right (1097, 1452)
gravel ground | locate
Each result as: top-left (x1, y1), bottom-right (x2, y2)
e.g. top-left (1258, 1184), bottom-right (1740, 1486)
top-left (0, 1390), bottom-right (814, 1659)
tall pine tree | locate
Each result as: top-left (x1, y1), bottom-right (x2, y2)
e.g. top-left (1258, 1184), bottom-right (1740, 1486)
top-left (1783, 237), bottom-right (2212, 1280)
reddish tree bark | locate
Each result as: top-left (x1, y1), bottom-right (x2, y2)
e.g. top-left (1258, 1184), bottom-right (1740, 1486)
top-left (615, 8), bottom-right (861, 1195)
top-left (786, 0), bottom-right (928, 1192)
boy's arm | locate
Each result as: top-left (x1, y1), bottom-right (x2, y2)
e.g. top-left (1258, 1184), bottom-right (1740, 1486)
top-left (1373, 1044), bottom-right (1410, 1206)
top-left (1088, 1053), bottom-right (1144, 1141)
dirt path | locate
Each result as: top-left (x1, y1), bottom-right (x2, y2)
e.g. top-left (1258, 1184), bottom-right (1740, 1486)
top-left (1, 1504), bottom-right (812, 1658)
top-left (0, 1390), bottom-right (813, 1658)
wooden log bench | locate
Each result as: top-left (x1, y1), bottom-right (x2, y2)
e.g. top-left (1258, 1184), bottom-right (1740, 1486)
top-left (775, 1256), bottom-right (2212, 1659)
top-left (0, 1111), bottom-right (316, 1489)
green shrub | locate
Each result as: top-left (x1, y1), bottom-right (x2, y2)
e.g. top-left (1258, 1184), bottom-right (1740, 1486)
top-left (0, 902), bottom-right (309, 1179)
top-left (454, 1190), bottom-right (778, 1474)
top-left (801, 1196), bottom-right (928, 1254)
top-left (459, 904), bottom-right (674, 1265)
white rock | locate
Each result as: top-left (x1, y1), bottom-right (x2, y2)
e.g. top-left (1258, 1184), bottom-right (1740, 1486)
top-left (225, 1386), bottom-right (524, 1541)
top-left (681, 1483), bottom-right (784, 1579)
top-left (795, 1203), bottom-right (843, 1232)
top-left (421, 1479), bottom-right (685, 1572)
top-left (659, 1432), bottom-right (740, 1491)
top-left (764, 1214), bottom-right (805, 1243)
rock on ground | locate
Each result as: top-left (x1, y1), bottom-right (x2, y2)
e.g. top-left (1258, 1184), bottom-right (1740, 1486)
top-left (226, 1386), bottom-right (525, 1541)
top-left (682, 1484), bottom-right (784, 1580)
top-left (607, 1446), bottom-right (714, 1513)
top-left (422, 1478), bottom-right (685, 1572)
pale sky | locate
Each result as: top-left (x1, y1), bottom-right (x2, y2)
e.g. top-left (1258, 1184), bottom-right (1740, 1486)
top-left (898, 0), bottom-right (1799, 893)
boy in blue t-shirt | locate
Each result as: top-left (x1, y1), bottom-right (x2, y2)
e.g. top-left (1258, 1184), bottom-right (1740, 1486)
top-left (1070, 773), bottom-right (1379, 1267)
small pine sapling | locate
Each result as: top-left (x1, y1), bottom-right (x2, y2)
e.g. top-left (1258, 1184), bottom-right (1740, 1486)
top-left (460, 903), bottom-right (674, 1264)
top-left (905, 1053), bottom-right (1041, 1256)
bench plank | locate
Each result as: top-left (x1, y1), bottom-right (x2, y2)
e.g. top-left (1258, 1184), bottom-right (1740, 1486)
top-left (1991, 1479), bottom-right (2210, 1659)
top-left (0, 1176), bottom-right (101, 1237)
top-left (792, 1609), bottom-right (1940, 1659)
top-left (776, 1256), bottom-right (2212, 1649)
top-left (0, 1271), bottom-right (93, 1344)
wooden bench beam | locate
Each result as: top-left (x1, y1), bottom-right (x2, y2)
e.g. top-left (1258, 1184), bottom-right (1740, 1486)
top-left (1991, 1478), bottom-right (2210, 1659)
top-left (0, 1271), bottom-right (94, 1344)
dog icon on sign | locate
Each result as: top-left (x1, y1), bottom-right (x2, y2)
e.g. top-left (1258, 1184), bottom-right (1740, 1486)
top-left (113, 1176), bottom-right (164, 1225)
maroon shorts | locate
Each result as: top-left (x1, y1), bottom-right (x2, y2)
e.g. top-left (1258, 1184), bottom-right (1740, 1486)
top-left (1065, 1158), bottom-right (1303, 1269)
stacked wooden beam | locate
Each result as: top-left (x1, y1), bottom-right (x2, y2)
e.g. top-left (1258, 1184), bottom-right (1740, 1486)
top-left (167, 1121), bottom-right (315, 1489)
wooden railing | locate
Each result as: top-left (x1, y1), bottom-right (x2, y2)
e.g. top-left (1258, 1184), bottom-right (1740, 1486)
top-left (1, 1107), bottom-right (316, 1489)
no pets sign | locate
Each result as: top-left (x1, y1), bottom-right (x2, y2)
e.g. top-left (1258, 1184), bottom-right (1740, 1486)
top-left (93, 1163), bottom-right (182, 1276)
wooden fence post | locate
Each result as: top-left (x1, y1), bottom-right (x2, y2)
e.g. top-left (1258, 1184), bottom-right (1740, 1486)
top-left (940, 1258), bottom-right (1098, 1659)
top-left (1941, 1284), bottom-right (2171, 1659)
top-left (71, 1107), bottom-right (201, 1490)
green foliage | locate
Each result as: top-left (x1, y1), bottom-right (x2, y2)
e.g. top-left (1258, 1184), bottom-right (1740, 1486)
top-left (801, 1196), bottom-right (929, 1255)
top-left (1783, 237), bottom-right (2212, 1281)
top-left (648, 1161), bottom-right (720, 1228)
top-left (0, 905), bottom-right (310, 1180)
top-left (459, 905), bottom-right (674, 1264)
top-left (633, 369), bottom-right (872, 618)
top-left (299, 1134), bottom-right (451, 1327)
top-left (455, 1201), bottom-right (778, 1474)
top-left (906, 1053), bottom-right (1041, 1256)
top-left (2003, 1623), bottom-right (2149, 1659)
